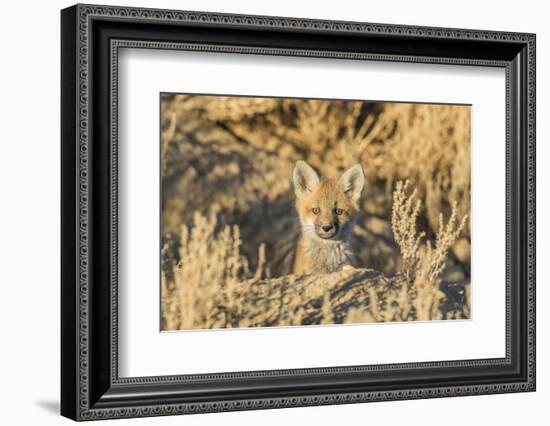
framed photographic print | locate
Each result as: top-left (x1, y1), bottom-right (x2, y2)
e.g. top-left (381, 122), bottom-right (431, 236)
top-left (61, 3), bottom-right (536, 421)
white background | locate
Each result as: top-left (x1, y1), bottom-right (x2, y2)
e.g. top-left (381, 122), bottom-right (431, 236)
top-left (119, 49), bottom-right (505, 376)
top-left (0, 0), bottom-right (547, 425)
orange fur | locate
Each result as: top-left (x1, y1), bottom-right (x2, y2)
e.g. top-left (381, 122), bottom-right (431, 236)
top-left (292, 161), bottom-right (364, 274)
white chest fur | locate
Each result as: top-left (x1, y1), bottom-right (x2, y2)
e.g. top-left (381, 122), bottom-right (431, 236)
top-left (302, 237), bottom-right (354, 273)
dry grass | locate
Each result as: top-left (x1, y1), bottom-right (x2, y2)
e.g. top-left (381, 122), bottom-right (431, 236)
top-left (392, 181), bottom-right (468, 320)
top-left (162, 212), bottom-right (266, 330)
top-left (160, 94), bottom-right (471, 330)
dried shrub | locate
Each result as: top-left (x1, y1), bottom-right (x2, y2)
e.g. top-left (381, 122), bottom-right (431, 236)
top-left (391, 181), bottom-right (468, 320)
top-left (391, 181), bottom-right (425, 286)
top-left (161, 212), bottom-right (265, 330)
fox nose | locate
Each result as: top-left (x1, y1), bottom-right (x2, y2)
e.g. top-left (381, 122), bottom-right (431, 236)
top-left (321, 224), bottom-right (334, 232)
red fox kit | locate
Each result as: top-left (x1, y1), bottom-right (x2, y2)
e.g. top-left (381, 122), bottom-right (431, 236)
top-left (292, 160), bottom-right (365, 274)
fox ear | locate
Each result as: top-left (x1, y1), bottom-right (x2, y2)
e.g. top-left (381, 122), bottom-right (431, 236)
top-left (292, 160), bottom-right (320, 194)
top-left (339, 164), bottom-right (365, 203)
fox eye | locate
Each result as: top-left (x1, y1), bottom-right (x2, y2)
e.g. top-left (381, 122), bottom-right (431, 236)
top-left (312, 207), bottom-right (320, 215)
top-left (334, 208), bottom-right (343, 215)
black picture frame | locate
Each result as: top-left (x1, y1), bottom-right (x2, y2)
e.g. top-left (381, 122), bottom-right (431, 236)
top-left (61, 3), bottom-right (536, 421)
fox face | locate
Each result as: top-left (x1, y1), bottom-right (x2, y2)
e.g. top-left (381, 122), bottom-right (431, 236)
top-left (292, 161), bottom-right (364, 274)
top-left (292, 161), bottom-right (365, 242)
